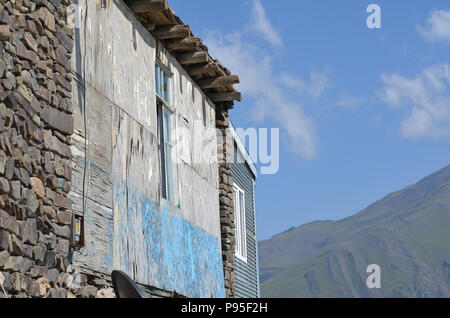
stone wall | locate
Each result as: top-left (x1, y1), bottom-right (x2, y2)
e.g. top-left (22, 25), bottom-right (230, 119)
top-left (0, 0), bottom-right (112, 298)
top-left (216, 107), bottom-right (236, 298)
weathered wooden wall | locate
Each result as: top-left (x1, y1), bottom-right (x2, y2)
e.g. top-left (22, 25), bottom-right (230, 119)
top-left (70, 0), bottom-right (224, 297)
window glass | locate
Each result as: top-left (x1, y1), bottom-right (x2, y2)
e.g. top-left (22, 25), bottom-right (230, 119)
top-left (156, 64), bottom-right (170, 104)
top-left (157, 103), bottom-right (174, 202)
top-left (233, 184), bottom-right (247, 261)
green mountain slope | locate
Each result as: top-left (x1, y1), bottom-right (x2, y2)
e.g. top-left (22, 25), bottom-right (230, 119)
top-left (259, 164), bottom-right (450, 297)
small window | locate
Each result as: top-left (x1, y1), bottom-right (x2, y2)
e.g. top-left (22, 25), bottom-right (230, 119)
top-left (202, 97), bottom-right (207, 127)
top-left (155, 64), bottom-right (170, 104)
top-left (157, 102), bottom-right (174, 202)
top-left (179, 72), bottom-right (183, 95)
top-left (233, 183), bottom-right (247, 262)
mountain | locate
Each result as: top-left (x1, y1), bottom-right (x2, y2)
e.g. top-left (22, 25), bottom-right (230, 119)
top-left (259, 164), bottom-right (450, 297)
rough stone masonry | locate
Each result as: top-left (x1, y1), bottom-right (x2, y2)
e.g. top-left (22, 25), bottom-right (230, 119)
top-left (0, 0), bottom-right (113, 298)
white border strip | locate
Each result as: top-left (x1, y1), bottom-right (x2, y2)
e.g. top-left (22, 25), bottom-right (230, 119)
top-left (229, 121), bottom-right (258, 178)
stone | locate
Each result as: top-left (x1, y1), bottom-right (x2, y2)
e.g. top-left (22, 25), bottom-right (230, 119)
top-left (51, 223), bottom-right (70, 238)
top-left (44, 268), bottom-right (59, 284)
top-left (30, 177), bottom-right (45, 199)
top-left (23, 32), bottom-right (38, 52)
top-left (25, 191), bottom-right (39, 216)
top-left (97, 288), bottom-right (115, 298)
top-left (34, 277), bottom-right (51, 297)
top-left (10, 180), bottom-right (21, 200)
top-left (23, 218), bottom-right (38, 245)
top-left (35, 7), bottom-right (55, 32)
top-left (56, 73), bottom-right (71, 92)
top-left (26, 20), bottom-right (38, 34)
top-left (0, 177), bottom-right (9, 194)
top-left (32, 244), bottom-right (46, 264)
top-left (16, 40), bottom-right (37, 62)
top-left (56, 27), bottom-right (72, 51)
top-left (0, 25), bottom-right (11, 41)
top-left (10, 234), bottom-right (23, 255)
top-left (52, 193), bottom-right (71, 210)
top-left (30, 266), bottom-right (48, 278)
top-left (4, 256), bottom-right (23, 272)
top-left (58, 288), bottom-right (67, 298)
top-left (11, 272), bottom-right (22, 292)
top-left (43, 250), bottom-right (56, 267)
top-left (40, 106), bottom-right (74, 135)
top-left (80, 285), bottom-right (98, 298)
top-left (51, 135), bottom-right (71, 158)
top-left (0, 150), bottom-right (6, 174)
top-left (0, 230), bottom-right (11, 251)
top-left (55, 238), bottom-right (69, 256)
top-left (42, 206), bottom-right (57, 220)
top-left (0, 61), bottom-right (5, 80)
top-left (57, 210), bottom-right (71, 225)
top-left (46, 233), bottom-right (57, 250)
top-left (22, 244), bottom-right (32, 258)
top-left (20, 258), bottom-right (34, 274)
top-left (4, 158), bottom-right (14, 180)
top-left (0, 209), bottom-right (21, 236)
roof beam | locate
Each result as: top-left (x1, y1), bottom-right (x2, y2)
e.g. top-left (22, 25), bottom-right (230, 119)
top-left (153, 25), bottom-right (190, 40)
top-left (208, 92), bottom-right (242, 102)
top-left (126, 0), bottom-right (168, 13)
top-left (186, 62), bottom-right (220, 76)
top-left (165, 37), bottom-right (202, 52)
top-left (198, 75), bottom-right (240, 89)
top-left (177, 51), bottom-right (209, 65)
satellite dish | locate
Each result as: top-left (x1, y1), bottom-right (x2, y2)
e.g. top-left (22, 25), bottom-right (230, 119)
top-left (111, 270), bottom-right (145, 298)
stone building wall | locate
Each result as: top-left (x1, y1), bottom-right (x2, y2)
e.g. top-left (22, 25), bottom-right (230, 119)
top-left (216, 107), bottom-right (236, 298)
top-left (0, 0), bottom-right (112, 298)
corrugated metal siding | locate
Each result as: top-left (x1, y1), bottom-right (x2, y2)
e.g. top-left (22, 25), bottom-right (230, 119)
top-left (231, 143), bottom-right (259, 298)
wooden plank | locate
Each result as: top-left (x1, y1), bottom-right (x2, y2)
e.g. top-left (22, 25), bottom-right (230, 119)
top-left (165, 37), bottom-right (202, 52)
top-left (197, 75), bottom-right (240, 89)
top-left (208, 91), bottom-right (242, 102)
top-left (125, 0), bottom-right (168, 13)
top-left (153, 25), bottom-right (190, 40)
top-left (187, 62), bottom-right (220, 76)
top-left (71, 195), bottom-right (114, 274)
top-left (177, 51), bottom-right (209, 65)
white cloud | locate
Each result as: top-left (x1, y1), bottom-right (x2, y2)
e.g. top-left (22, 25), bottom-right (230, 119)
top-left (418, 10), bottom-right (450, 44)
top-left (204, 33), bottom-right (317, 159)
top-left (247, 0), bottom-right (283, 47)
top-left (334, 92), bottom-right (366, 108)
top-left (379, 64), bottom-right (450, 138)
top-left (281, 71), bottom-right (331, 99)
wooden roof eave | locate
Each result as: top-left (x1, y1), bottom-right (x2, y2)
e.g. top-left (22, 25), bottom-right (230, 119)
top-left (123, 0), bottom-right (241, 107)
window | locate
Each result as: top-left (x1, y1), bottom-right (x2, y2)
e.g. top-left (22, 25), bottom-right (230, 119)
top-left (233, 183), bottom-right (247, 262)
top-left (157, 102), bottom-right (174, 202)
top-left (179, 71), bottom-right (183, 95)
top-left (155, 64), bottom-right (170, 104)
top-left (155, 62), bottom-right (174, 202)
top-left (202, 97), bottom-right (207, 127)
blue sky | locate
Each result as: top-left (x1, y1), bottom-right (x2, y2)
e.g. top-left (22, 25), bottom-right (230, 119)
top-left (170, 0), bottom-right (450, 240)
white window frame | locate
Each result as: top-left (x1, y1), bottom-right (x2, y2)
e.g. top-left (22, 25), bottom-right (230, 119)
top-left (233, 183), bottom-right (247, 262)
top-left (157, 101), bottom-right (175, 202)
top-left (155, 60), bottom-right (173, 106)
